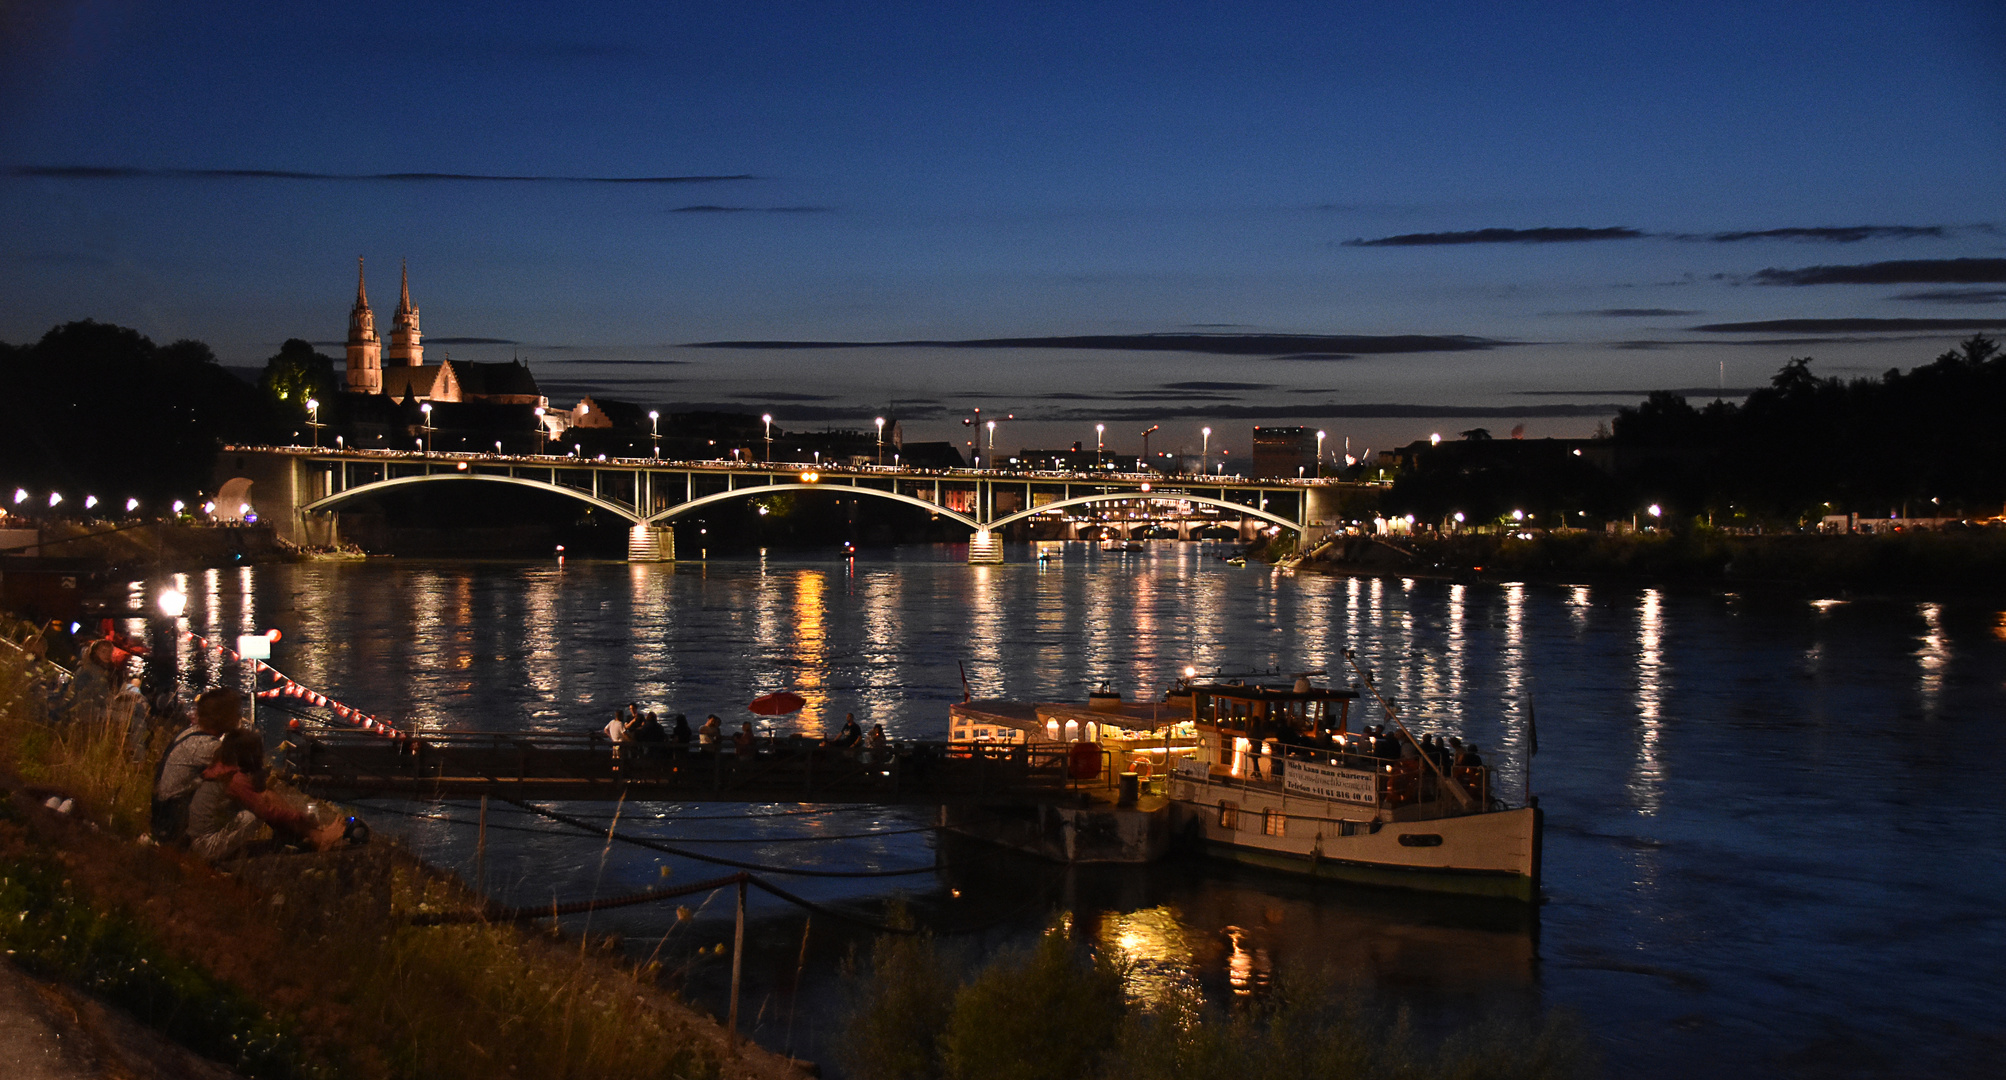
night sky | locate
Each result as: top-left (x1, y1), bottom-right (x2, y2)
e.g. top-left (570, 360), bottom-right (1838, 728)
top-left (3, 1), bottom-right (2002, 456)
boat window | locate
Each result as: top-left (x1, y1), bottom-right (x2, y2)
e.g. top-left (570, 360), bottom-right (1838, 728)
top-left (1262, 809), bottom-right (1286, 837)
top-left (1218, 801), bottom-right (1238, 829)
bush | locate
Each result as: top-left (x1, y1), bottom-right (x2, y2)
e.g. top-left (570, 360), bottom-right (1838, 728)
top-left (938, 931), bottom-right (1125, 1080)
top-left (837, 926), bottom-right (962, 1080)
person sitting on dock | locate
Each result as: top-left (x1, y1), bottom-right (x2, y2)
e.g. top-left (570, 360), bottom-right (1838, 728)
top-left (187, 730), bottom-right (345, 861)
top-left (670, 713), bottom-right (692, 746)
top-left (699, 714), bottom-right (721, 752)
top-left (732, 721), bottom-right (757, 756)
top-left (832, 713), bottom-right (863, 750)
top-left (149, 687), bottom-right (239, 846)
top-left (630, 711), bottom-right (666, 756)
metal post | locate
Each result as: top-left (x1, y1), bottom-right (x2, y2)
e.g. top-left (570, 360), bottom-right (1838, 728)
top-left (476, 795), bottom-right (489, 896)
top-left (727, 876), bottom-right (747, 1051)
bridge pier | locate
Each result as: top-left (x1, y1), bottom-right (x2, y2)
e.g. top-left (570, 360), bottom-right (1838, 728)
top-left (627, 523), bottom-right (672, 562)
top-left (967, 528), bottom-right (1003, 564)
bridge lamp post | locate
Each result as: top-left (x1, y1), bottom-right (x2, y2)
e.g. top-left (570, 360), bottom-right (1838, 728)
top-left (1095, 424), bottom-right (1105, 470)
top-left (762, 414), bottom-right (773, 462)
top-left (305, 398), bottom-right (321, 448)
top-left (420, 403), bottom-right (434, 453)
top-left (874, 416), bottom-right (885, 465)
top-left (985, 420), bottom-right (996, 468)
top-left (533, 407), bottom-right (546, 454)
top-left (1201, 427), bottom-right (1211, 476)
top-left (1316, 430), bottom-right (1326, 477)
top-left (649, 410), bottom-right (660, 457)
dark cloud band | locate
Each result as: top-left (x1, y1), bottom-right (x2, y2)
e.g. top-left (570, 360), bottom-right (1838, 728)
top-left (683, 333), bottom-right (1503, 355)
top-left (13, 166), bottom-right (754, 184)
top-left (1696, 226), bottom-right (1947, 243)
top-left (1752, 258), bottom-right (2006, 286)
top-left (1345, 227), bottom-right (1643, 247)
top-left (1691, 317), bottom-right (2006, 333)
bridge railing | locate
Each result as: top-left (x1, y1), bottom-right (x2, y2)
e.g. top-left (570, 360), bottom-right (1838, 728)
top-left (231, 445), bottom-right (1359, 487)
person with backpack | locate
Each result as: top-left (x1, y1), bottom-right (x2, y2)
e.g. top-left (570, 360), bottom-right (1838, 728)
top-left (149, 687), bottom-right (239, 846)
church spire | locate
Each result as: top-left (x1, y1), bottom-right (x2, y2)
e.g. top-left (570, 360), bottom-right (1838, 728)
top-left (355, 256), bottom-right (369, 309)
top-left (387, 258), bottom-right (423, 367)
top-left (397, 260), bottom-right (413, 314)
top-left (346, 256), bottom-right (382, 394)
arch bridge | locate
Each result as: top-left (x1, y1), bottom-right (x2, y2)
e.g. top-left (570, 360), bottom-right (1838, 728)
top-left (220, 446), bottom-right (1364, 563)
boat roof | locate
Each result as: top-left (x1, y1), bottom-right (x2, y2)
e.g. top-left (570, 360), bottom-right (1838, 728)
top-left (951, 698), bottom-right (1190, 733)
top-left (1188, 681), bottom-right (1359, 702)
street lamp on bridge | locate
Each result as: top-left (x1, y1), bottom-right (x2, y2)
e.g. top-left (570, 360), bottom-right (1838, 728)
top-left (1316, 430), bottom-right (1326, 477)
top-left (762, 414), bottom-right (773, 462)
top-left (533, 406), bottom-right (546, 454)
top-left (305, 398), bottom-right (321, 448)
top-left (420, 403), bottom-right (434, 453)
top-left (649, 410), bottom-right (660, 457)
top-left (875, 416), bottom-right (885, 465)
top-left (1201, 426), bottom-right (1211, 476)
top-left (985, 419), bottom-right (996, 467)
top-left (1095, 423), bottom-right (1105, 469)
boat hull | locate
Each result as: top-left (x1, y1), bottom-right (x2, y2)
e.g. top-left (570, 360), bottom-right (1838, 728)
top-left (1169, 785), bottom-right (1542, 903)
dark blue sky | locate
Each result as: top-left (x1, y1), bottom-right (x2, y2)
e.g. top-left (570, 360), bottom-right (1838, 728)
top-left (3, 1), bottom-right (2002, 455)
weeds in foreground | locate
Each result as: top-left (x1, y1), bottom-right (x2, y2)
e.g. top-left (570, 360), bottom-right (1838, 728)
top-left (839, 927), bottom-right (1596, 1080)
top-left (0, 624), bottom-right (724, 1080)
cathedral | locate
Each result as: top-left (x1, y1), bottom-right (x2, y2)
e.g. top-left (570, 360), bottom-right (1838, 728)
top-left (343, 259), bottom-right (545, 407)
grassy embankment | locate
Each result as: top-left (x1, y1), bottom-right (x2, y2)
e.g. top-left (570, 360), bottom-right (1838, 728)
top-left (838, 928), bottom-right (1594, 1080)
top-left (0, 625), bottom-right (794, 1080)
top-left (1312, 529), bottom-right (2006, 594)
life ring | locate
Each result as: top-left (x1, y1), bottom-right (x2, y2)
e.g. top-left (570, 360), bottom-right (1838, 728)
top-left (1128, 757), bottom-right (1153, 779)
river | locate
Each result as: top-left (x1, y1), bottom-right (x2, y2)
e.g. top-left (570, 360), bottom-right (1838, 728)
top-left (154, 545), bottom-right (2005, 1079)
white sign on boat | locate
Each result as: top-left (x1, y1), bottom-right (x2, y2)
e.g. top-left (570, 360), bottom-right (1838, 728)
top-left (1284, 758), bottom-right (1379, 805)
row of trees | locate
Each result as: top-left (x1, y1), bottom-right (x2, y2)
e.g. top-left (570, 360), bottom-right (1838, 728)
top-left (1386, 336), bottom-right (2005, 528)
top-left (0, 321), bottom-right (281, 505)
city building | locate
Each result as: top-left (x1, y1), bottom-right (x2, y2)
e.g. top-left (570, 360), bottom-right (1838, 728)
top-left (344, 260), bottom-right (546, 410)
top-left (1251, 425), bottom-right (1317, 478)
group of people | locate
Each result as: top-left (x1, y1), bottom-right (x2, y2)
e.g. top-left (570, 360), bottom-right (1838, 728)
top-left (136, 685), bottom-right (354, 860)
top-left (596, 705), bottom-right (890, 760)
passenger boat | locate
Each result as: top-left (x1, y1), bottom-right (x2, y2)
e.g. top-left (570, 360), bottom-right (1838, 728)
top-left (1168, 653), bottom-right (1541, 902)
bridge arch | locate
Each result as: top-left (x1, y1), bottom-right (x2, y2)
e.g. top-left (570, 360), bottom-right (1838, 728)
top-left (644, 483), bottom-right (981, 530)
top-left (300, 473), bottom-right (645, 524)
top-left (988, 492), bottom-right (1302, 535)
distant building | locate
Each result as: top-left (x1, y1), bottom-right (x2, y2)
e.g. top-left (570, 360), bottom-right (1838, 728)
top-left (1252, 425), bottom-right (1317, 478)
top-left (343, 259), bottom-right (546, 410)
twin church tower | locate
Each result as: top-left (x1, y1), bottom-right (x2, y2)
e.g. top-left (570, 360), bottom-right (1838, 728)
top-left (344, 257), bottom-right (422, 395)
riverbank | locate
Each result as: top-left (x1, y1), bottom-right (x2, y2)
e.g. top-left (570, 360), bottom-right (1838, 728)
top-left (0, 637), bottom-right (810, 1080)
top-left (1303, 529), bottom-right (2006, 595)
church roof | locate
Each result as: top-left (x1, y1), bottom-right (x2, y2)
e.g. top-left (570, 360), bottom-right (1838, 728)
top-left (454, 360), bottom-right (541, 398)
top-left (381, 365), bottom-right (448, 401)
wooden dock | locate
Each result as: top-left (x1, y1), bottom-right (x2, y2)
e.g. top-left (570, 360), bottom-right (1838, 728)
top-left (282, 730), bottom-right (1103, 804)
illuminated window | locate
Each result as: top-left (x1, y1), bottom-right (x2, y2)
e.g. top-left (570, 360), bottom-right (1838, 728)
top-left (1218, 801), bottom-right (1239, 829)
top-left (1263, 809), bottom-right (1286, 837)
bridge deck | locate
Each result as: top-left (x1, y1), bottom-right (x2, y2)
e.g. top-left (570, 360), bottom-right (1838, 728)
top-left (283, 730), bottom-right (1101, 804)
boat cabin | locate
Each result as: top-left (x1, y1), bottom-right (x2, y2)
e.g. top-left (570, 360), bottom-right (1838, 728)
top-left (1180, 679), bottom-right (1491, 820)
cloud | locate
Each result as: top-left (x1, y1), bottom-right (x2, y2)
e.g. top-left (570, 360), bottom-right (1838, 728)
top-left (1515, 387), bottom-right (1764, 397)
top-left (1892, 288), bottom-right (2006, 305)
top-left (735, 391), bottom-right (837, 402)
top-left (1160, 381), bottom-right (1273, 391)
top-left (1579, 308), bottom-right (1700, 318)
top-left (685, 333), bottom-right (1504, 356)
top-left (669, 205), bottom-right (833, 213)
top-left (12, 166), bottom-right (754, 184)
top-left (546, 358), bottom-right (691, 365)
top-left (1693, 226), bottom-right (1950, 243)
top-left (1344, 227), bottom-right (1644, 247)
top-left (1691, 317), bottom-right (2006, 333)
top-left (1034, 403), bottom-right (1621, 422)
top-left (427, 336), bottom-right (518, 345)
top-left (1752, 258), bottom-right (2006, 286)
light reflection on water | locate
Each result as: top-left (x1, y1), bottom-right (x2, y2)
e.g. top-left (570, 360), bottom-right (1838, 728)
top-left (169, 547), bottom-right (2005, 1079)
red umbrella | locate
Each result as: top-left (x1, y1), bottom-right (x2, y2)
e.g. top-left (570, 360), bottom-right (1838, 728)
top-left (748, 691), bottom-right (807, 716)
